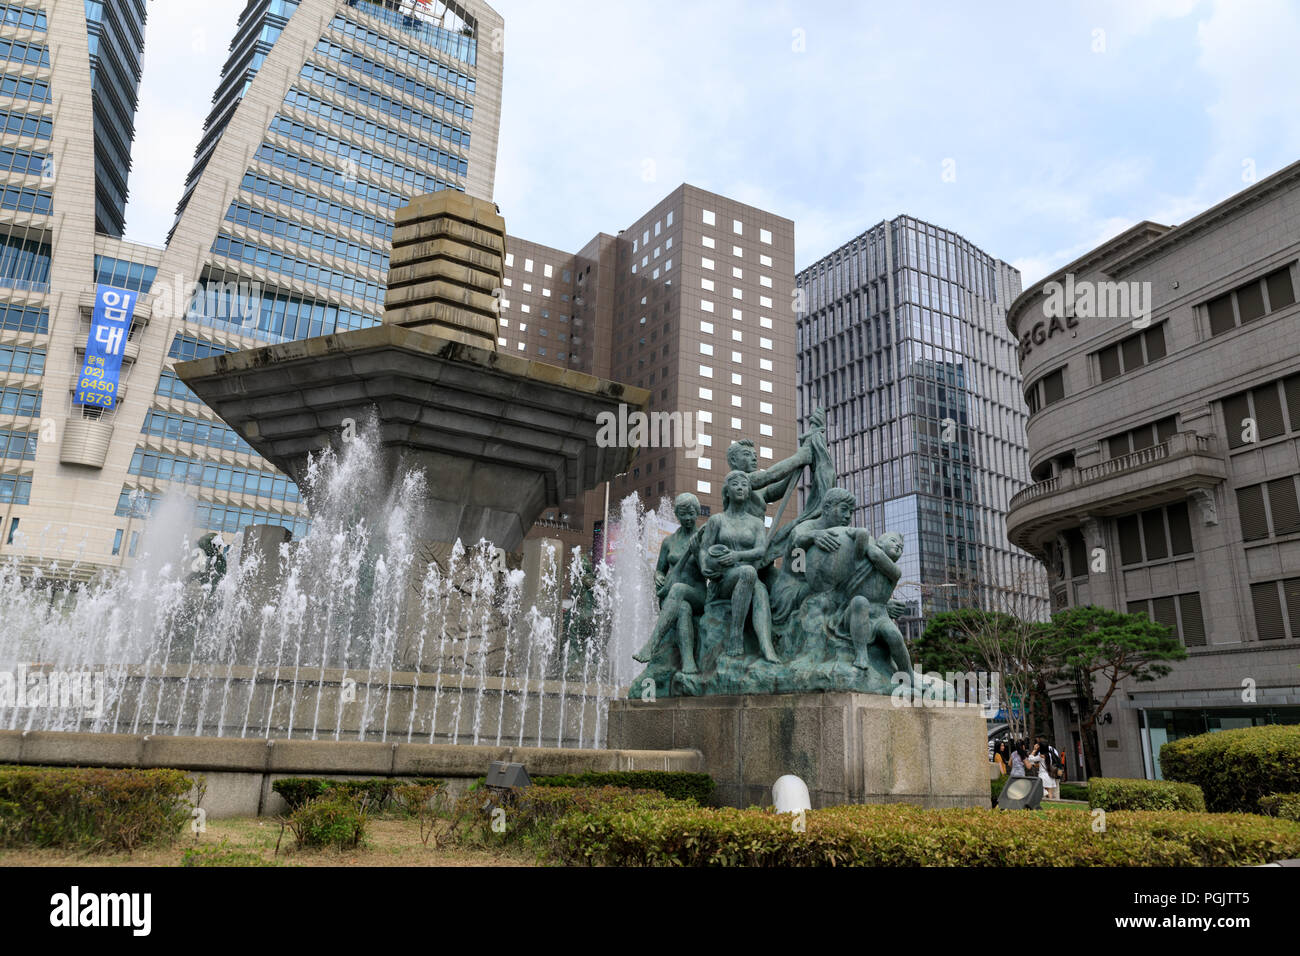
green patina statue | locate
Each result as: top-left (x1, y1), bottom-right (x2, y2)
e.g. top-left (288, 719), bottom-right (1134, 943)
top-left (628, 407), bottom-right (932, 700)
top-left (698, 470), bottom-right (780, 664)
top-left (633, 492), bottom-right (707, 673)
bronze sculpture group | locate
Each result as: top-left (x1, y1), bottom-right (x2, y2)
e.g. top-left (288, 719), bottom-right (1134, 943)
top-left (629, 407), bottom-right (928, 699)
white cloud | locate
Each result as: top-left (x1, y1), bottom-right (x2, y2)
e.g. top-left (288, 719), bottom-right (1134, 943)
top-left (122, 1), bottom-right (247, 245)
top-left (121, 0), bottom-right (1299, 292)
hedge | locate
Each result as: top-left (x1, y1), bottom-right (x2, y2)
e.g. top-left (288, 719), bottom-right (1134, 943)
top-left (0, 765), bottom-right (192, 852)
top-left (1259, 793), bottom-right (1300, 822)
top-left (549, 802), bottom-right (1300, 867)
top-left (529, 771), bottom-right (714, 805)
top-left (1160, 725), bottom-right (1300, 813)
top-left (273, 777), bottom-right (445, 811)
top-left (447, 785), bottom-right (682, 851)
top-left (1089, 777), bottom-right (1205, 813)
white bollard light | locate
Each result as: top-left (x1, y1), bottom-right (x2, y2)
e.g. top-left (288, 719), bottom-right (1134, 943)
top-left (772, 774), bottom-right (811, 814)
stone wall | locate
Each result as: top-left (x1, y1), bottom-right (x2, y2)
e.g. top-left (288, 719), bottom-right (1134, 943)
top-left (0, 730), bottom-right (700, 818)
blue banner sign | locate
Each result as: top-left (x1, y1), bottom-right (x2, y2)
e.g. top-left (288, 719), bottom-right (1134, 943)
top-left (75, 284), bottom-right (137, 410)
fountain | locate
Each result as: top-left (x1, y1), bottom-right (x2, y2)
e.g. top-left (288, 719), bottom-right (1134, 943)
top-left (174, 192), bottom-right (646, 551)
top-left (0, 190), bottom-right (984, 814)
top-left (0, 192), bottom-right (665, 758)
top-left (0, 425), bottom-right (641, 748)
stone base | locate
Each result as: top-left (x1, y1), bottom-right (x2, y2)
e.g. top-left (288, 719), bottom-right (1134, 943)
top-left (607, 692), bottom-right (989, 809)
top-left (0, 730), bottom-right (700, 818)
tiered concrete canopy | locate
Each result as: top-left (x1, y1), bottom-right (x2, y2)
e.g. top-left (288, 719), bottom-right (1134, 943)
top-left (177, 193), bottom-right (648, 550)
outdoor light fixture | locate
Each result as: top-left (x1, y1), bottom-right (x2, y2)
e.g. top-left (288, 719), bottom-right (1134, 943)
top-left (772, 774), bottom-right (811, 814)
top-left (486, 761), bottom-right (530, 790)
top-left (996, 775), bottom-right (1044, 811)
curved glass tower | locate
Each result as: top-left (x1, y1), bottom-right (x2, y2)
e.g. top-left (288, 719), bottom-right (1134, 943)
top-left (0, 0), bottom-right (505, 576)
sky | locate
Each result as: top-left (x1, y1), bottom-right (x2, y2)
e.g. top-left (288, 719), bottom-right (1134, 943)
top-left (122, 0), bottom-right (1300, 285)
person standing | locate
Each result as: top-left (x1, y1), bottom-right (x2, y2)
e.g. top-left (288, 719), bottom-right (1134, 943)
top-left (1009, 742), bottom-right (1027, 778)
top-left (1027, 743), bottom-right (1058, 799)
top-left (1045, 738), bottom-right (1065, 784)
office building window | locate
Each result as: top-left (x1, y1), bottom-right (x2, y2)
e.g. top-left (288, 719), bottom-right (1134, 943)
top-left (1095, 322), bottom-right (1167, 381)
top-left (1206, 264), bottom-right (1296, 336)
top-left (1237, 477), bottom-right (1300, 540)
top-left (1106, 416), bottom-right (1177, 458)
top-left (1247, 578), bottom-right (1300, 640)
top-left (1223, 379), bottom-right (1293, 448)
top-left (1116, 503), bottom-right (1194, 566)
top-left (1127, 592), bottom-right (1206, 647)
top-left (1024, 368), bottom-right (1065, 414)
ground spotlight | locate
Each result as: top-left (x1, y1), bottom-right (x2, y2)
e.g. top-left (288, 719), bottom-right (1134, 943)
top-left (486, 761), bottom-right (531, 790)
top-left (996, 775), bottom-right (1043, 810)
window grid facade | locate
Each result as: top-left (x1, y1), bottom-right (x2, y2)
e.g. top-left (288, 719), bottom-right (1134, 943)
top-left (0, 0), bottom-right (505, 571)
top-left (797, 215), bottom-right (1048, 636)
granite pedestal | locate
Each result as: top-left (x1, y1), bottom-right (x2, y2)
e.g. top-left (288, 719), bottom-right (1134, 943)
top-left (607, 692), bottom-right (990, 809)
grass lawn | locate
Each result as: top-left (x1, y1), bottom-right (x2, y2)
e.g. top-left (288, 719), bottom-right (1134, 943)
top-left (0, 815), bottom-right (537, 868)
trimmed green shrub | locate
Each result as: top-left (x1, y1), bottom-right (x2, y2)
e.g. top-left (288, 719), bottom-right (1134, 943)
top-left (1089, 777), bottom-right (1205, 812)
top-left (272, 777), bottom-right (332, 810)
top-left (1160, 725), bottom-right (1300, 813)
top-left (530, 771), bottom-right (714, 804)
top-left (447, 785), bottom-right (681, 852)
top-left (273, 777), bottom-right (445, 811)
top-left (1259, 793), bottom-right (1300, 822)
top-left (285, 795), bottom-right (368, 850)
top-left (0, 765), bottom-right (192, 852)
top-left (549, 802), bottom-right (1300, 867)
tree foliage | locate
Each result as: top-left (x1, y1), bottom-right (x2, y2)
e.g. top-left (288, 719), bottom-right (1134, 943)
top-left (915, 608), bottom-right (1053, 741)
top-left (914, 603), bottom-right (1188, 775)
top-left (1042, 605), bottom-right (1187, 775)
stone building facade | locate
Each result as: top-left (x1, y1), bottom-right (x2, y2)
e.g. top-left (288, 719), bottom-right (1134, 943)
top-left (1006, 160), bottom-right (1300, 779)
top-left (502, 184), bottom-right (798, 557)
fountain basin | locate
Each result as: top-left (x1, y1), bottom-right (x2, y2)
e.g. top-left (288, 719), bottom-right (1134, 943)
top-left (26, 664), bottom-right (624, 747)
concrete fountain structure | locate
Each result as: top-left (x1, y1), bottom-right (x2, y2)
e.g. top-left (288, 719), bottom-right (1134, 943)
top-left (177, 193), bottom-right (647, 551)
top-left (0, 194), bottom-right (687, 814)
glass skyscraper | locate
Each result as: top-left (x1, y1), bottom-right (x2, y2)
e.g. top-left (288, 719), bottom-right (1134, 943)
top-left (85, 0), bottom-right (148, 236)
top-left (796, 215), bottom-right (1048, 635)
top-left (0, 0), bottom-right (504, 575)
